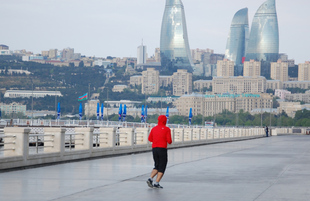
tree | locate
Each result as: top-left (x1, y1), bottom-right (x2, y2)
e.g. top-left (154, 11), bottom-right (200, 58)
top-left (79, 61), bottom-right (84, 67)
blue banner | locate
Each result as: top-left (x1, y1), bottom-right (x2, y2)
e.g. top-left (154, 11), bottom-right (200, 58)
top-left (118, 104), bottom-right (123, 121)
top-left (189, 108), bottom-right (193, 126)
top-left (101, 103), bottom-right (104, 120)
top-left (123, 104), bottom-right (127, 122)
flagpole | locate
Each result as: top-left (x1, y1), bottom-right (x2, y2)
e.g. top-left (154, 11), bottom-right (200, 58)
top-left (107, 89), bottom-right (109, 121)
top-left (88, 83), bottom-right (90, 121)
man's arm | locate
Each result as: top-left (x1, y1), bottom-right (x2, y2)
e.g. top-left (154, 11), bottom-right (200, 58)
top-left (148, 129), bottom-right (153, 142)
top-left (166, 129), bottom-right (172, 144)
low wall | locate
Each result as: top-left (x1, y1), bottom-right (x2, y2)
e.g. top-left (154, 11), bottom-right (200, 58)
top-left (0, 127), bottom-right (266, 171)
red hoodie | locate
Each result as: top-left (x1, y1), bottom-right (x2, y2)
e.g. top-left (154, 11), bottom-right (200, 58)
top-left (148, 115), bottom-right (172, 149)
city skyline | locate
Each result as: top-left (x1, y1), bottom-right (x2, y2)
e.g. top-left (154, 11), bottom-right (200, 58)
top-left (0, 0), bottom-right (309, 63)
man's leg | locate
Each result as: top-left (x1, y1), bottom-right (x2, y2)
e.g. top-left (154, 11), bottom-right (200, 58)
top-left (150, 169), bottom-right (158, 178)
top-left (147, 169), bottom-right (158, 188)
top-left (155, 172), bottom-right (164, 183)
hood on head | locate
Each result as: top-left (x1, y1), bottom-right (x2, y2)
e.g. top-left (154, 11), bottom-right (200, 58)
top-left (158, 115), bottom-right (167, 126)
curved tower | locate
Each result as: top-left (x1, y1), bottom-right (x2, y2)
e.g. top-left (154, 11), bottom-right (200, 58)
top-left (160, 0), bottom-right (194, 72)
top-left (225, 8), bottom-right (249, 76)
top-left (245, 0), bottom-right (279, 78)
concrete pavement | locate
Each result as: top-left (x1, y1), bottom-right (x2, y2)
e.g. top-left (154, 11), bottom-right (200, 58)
top-left (1, 135), bottom-right (310, 201)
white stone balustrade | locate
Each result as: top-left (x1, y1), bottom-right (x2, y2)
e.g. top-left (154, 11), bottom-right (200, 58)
top-left (183, 128), bottom-right (193, 142)
top-left (118, 127), bottom-right (134, 146)
top-left (192, 128), bottom-right (201, 141)
top-left (75, 127), bottom-right (94, 151)
top-left (174, 128), bottom-right (184, 143)
top-left (0, 126), bottom-right (271, 171)
top-left (135, 127), bottom-right (149, 145)
top-left (44, 128), bottom-right (66, 154)
top-left (4, 128), bottom-right (30, 158)
top-left (98, 127), bottom-right (116, 148)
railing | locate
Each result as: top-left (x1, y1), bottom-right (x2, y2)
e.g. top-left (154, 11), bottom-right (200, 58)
top-left (0, 125), bottom-right (308, 171)
top-left (0, 135), bottom-right (16, 153)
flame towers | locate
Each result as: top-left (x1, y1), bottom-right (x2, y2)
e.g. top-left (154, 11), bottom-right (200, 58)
top-left (245, 0), bottom-right (279, 78)
top-left (225, 8), bottom-right (249, 76)
top-left (160, 0), bottom-right (194, 72)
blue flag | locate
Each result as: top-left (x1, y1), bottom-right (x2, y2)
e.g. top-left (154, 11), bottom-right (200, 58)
top-left (97, 103), bottom-right (100, 120)
top-left (79, 103), bottom-right (83, 120)
top-left (123, 104), bottom-right (127, 121)
top-left (57, 102), bottom-right (61, 120)
top-left (144, 105), bottom-right (147, 123)
top-left (166, 107), bottom-right (169, 124)
top-left (118, 104), bottom-right (123, 121)
top-left (101, 103), bottom-right (104, 120)
top-left (189, 108), bottom-right (193, 125)
top-left (141, 105), bottom-right (145, 123)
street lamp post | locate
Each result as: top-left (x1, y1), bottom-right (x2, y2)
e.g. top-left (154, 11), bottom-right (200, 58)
top-left (270, 99), bottom-right (272, 127)
top-left (260, 97), bottom-right (263, 127)
top-left (31, 82), bottom-right (34, 123)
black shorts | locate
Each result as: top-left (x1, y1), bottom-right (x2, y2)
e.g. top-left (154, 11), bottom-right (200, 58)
top-left (152, 147), bottom-right (168, 174)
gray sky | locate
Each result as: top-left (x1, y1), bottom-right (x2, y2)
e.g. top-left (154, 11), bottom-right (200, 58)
top-left (1, 0), bottom-right (309, 63)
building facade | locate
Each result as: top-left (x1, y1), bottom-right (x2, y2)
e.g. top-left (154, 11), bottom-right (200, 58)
top-left (217, 59), bottom-right (234, 77)
top-left (4, 90), bottom-right (62, 98)
top-left (270, 60), bottom-right (289, 82)
top-left (212, 76), bottom-right (266, 94)
top-left (0, 102), bottom-right (26, 115)
top-left (172, 69), bottom-right (192, 96)
top-left (243, 60), bottom-right (261, 77)
top-left (266, 80), bottom-right (283, 90)
top-left (285, 90), bottom-right (310, 103)
top-left (283, 81), bottom-right (310, 89)
top-left (278, 101), bottom-right (310, 118)
top-left (298, 61), bottom-right (310, 81)
top-left (193, 80), bottom-right (213, 92)
top-left (142, 68), bottom-right (160, 94)
top-left (245, 0), bottom-right (279, 78)
top-left (159, 76), bottom-right (173, 87)
top-left (225, 8), bottom-right (249, 76)
top-left (174, 93), bottom-right (273, 117)
top-left (275, 89), bottom-right (291, 99)
top-left (160, 0), bottom-right (194, 71)
top-left (129, 76), bottom-right (142, 86)
top-left (112, 85), bottom-right (128, 93)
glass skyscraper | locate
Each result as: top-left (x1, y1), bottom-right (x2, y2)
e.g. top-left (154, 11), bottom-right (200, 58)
top-left (245, 0), bottom-right (279, 78)
top-left (225, 8), bottom-right (249, 76)
top-left (160, 0), bottom-right (194, 72)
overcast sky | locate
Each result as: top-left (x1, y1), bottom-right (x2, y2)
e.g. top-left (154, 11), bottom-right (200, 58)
top-left (1, 0), bottom-right (309, 63)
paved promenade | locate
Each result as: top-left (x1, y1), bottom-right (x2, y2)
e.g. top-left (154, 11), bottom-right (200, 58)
top-left (1, 135), bottom-right (310, 201)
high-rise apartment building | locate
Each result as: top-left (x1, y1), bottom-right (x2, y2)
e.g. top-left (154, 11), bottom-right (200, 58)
top-left (225, 8), bottom-right (249, 76)
top-left (298, 61), bottom-right (310, 81)
top-left (217, 59), bottom-right (234, 77)
top-left (160, 0), bottom-right (194, 71)
top-left (191, 48), bottom-right (209, 63)
top-left (142, 68), bottom-right (160, 94)
top-left (172, 69), bottom-right (192, 96)
top-left (62, 48), bottom-right (74, 61)
top-left (243, 60), bottom-right (261, 76)
top-left (154, 48), bottom-right (161, 62)
top-left (48, 49), bottom-right (58, 59)
top-left (137, 44), bottom-right (147, 65)
top-left (270, 60), bottom-right (289, 81)
top-left (212, 76), bottom-right (266, 94)
top-left (245, 0), bottom-right (279, 78)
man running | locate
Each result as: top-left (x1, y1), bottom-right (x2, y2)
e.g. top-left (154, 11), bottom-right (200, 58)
top-left (146, 115), bottom-right (172, 189)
